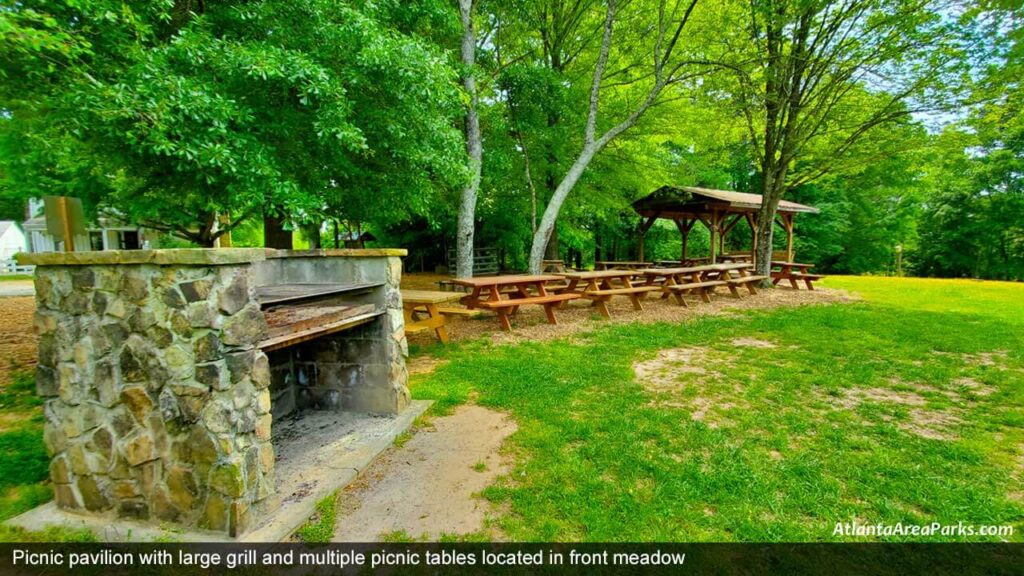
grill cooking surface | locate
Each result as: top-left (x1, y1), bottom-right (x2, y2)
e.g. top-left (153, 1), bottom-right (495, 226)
top-left (256, 282), bottom-right (383, 306)
top-left (259, 302), bottom-right (381, 351)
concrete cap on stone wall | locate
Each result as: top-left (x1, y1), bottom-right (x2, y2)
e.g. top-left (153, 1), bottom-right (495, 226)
top-left (266, 249), bottom-right (408, 258)
top-left (17, 247), bottom-right (407, 266)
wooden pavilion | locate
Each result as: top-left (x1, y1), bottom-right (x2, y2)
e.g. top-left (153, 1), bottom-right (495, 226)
top-left (631, 185), bottom-right (819, 264)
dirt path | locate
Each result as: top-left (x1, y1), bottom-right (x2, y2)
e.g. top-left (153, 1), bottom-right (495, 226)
top-left (0, 296), bottom-right (37, 387)
top-left (333, 405), bottom-right (517, 541)
top-left (0, 280), bottom-right (34, 297)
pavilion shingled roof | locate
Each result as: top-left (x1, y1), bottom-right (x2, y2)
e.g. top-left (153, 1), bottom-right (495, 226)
top-left (632, 185), bottom-right (819, 218)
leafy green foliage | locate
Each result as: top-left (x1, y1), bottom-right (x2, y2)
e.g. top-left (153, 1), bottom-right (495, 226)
top-left (0, 0), bottom-right (1018, 280)
top-left (0, 0), bottom-right (465, 244)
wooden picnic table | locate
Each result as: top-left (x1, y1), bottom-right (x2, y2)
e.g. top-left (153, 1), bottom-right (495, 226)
top-left (719, 253), bottom-right (753, 263)
top-left (542, 259), bottom-right (567, 273)
top-left (655, 257), bottom-right (710, 267)
top-left (640, 263), bottom-right (767, 306)
top-left (595, 260), bottom-right (653, 271)
top-left (556, 269), bottom-right (660, 318)
top-left (401, 290), bottom-right (466, 344)
top-left (770, 261), bottom-right (822, 290)
top-left (451, 274), bottom-right (582, 331)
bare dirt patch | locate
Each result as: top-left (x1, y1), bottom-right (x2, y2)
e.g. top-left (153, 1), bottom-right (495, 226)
top-left (826, 385), bottom-right (964, 440)
top-left (633, 347), bottom-right (744, 427)
top-left (633, 347), bottom-right (712, 392)
top-left (399, 272), bottom-right (856, 348)
top-left (858, 387), bottom-right (928, 406)
top-left (0, 296), bottom-right (37, 387)
top-left (952, 376), bottom-right (995, 397)
top-left (964, 350), bottom-right (1010, 368)
top-left (730, 337), bottom-right (778, 348)
top-left (332, 405), bottom-right (517, 541)
top-left (899, 409), bottom-right (963, 441)
top-left (406, 355), bottom-right (448, 376)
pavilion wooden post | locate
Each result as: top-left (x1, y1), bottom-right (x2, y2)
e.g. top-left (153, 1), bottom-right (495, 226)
top-left (703, 210), bottom-right (724, 264)
top-left (744, 213), bottom-right (758, 265)
top-left (637, 215), bottom-right (657, 262)
top-left (675, 218), bottom-right (695, 263)
top-left (721, 215), bottom-right (743, 259)
top-left (775, 213), bottom-right (795, 262)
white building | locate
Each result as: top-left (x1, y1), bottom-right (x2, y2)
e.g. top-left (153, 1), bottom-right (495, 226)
top-left (21, 198), bottom-right (159, 253)
top-left (0, 221), bottom-right (28, 260)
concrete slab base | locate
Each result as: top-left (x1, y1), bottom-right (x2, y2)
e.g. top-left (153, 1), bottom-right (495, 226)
top-left (4, 400), bottom-right (431, 542)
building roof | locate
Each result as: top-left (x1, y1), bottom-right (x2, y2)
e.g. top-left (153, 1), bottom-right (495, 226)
top-left (633, 186), bottom-right (820, 218)
top-left (0, 221), bottom-right (13, 237)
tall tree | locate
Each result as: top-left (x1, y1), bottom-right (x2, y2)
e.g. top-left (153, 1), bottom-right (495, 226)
top-left (712, 0), bottom-right (971, 277)
top-left (456, 0), bottom-right (483, 277)
top-left (0, 0), bottom-right (463, 246)
top-left (524, 0), bottom-right (703, 272)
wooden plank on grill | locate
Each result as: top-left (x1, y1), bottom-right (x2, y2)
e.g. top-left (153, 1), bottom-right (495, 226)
top-left (256, 283), bottom-right (383, 307)
top-left (259, 303), bottom-right (381, 351)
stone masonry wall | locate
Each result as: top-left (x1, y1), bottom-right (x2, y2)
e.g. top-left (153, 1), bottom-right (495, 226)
top-left (33, 261), bottom-right (275, 536)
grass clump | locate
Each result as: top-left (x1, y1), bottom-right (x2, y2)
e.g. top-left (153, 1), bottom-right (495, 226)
top-left (295, 492), bottom-right (340, 543)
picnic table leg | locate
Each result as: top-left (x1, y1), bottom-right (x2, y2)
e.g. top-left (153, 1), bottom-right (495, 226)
top-left (461, 286), bottom-right (484, 309)
top-left (772, 267), bottom-right (785, 286)
top-left (672, 292), bottom-right (688, 307)
top-left (628, 293), bottom-right (643, 311)
top-left (543, 303), bottom-right (558, 325)
top-left (425, 303), bottom-right (450, 344)
top-left (595, 298), bottom-right (611, 318)
top-left (805, 278), bottom-right (815, 291)
top-left (559, 279), bottom-right (580, 309)
top-left (660, 275), bottom-right (675, 299)
top-left (721, 271), bottom-right (742, 298)
top-left (496, 310), bottom-right (512, 331)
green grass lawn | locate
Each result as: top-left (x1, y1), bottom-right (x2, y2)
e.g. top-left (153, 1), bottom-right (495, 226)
top-left (0, 276), bottom-right (1020, 542)
top-left (0, 372), bottom-right (60, 539)
top-left (412, 276), bottom-right (1024, 541)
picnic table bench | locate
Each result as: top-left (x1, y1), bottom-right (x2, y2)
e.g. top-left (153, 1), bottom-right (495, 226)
top-left (770, 261), bottom-right (823, 290)
top-left (401, 289), bottom-right (472, 344)
top-left (451, 274), bottom-right (582, 331)
top-left (556, 269), bottom-right (661, 318)
top-left (640, 263), bottom-right (767, 306)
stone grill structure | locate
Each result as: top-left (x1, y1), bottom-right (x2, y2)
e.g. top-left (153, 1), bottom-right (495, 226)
top-left (21, 248), bottom-right (409, 536)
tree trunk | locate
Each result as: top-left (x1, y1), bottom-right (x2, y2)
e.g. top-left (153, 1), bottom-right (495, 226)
top-left (529, 144), bottom-right (599, 272)
top-left (754, 169), bottom-right (787, 284)
top-left (544, 226), bottom-right (560, 261)
top-left (456, 0), bottom-right (482, 279)
top-left (263, 214), bottom-right (292, 249)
